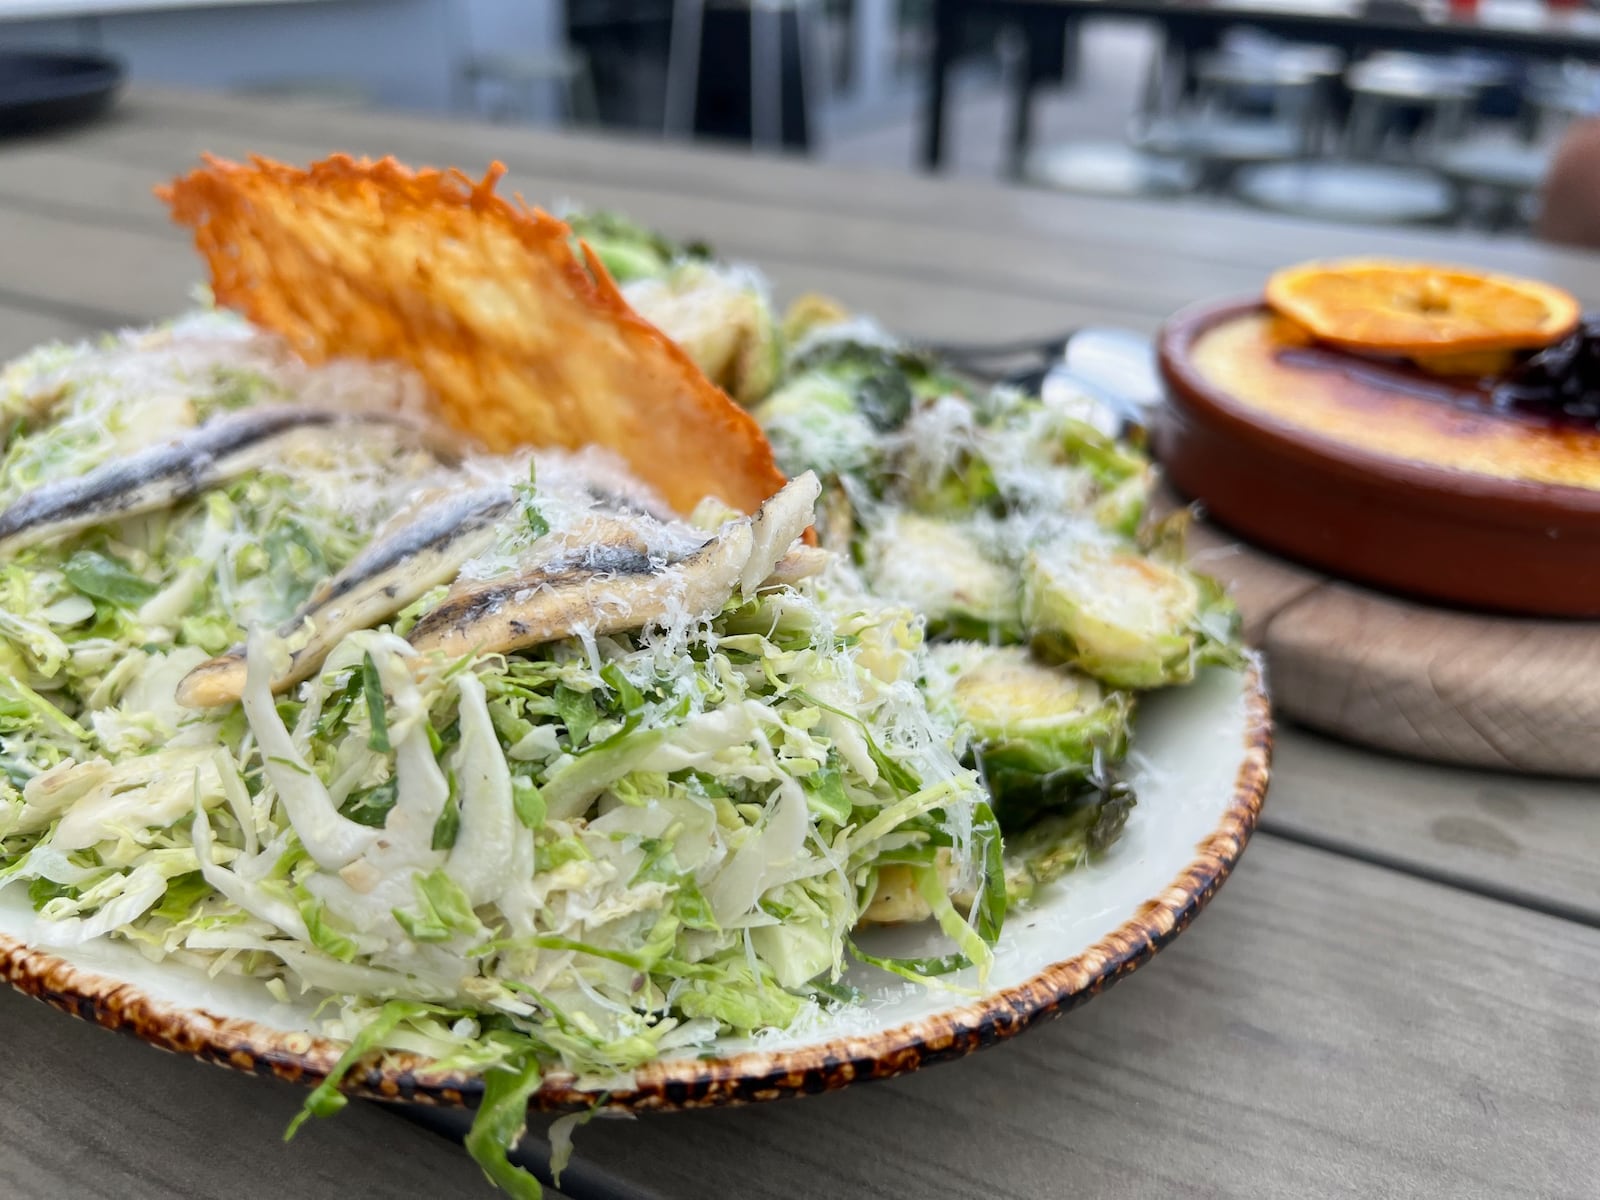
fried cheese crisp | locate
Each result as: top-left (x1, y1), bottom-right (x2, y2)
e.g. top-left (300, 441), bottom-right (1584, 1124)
top-left (158, 154), bottom-right (787, 516)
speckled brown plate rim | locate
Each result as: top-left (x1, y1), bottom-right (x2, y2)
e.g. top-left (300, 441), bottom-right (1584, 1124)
top-left (0, 661), bottom-right (1271, 1115)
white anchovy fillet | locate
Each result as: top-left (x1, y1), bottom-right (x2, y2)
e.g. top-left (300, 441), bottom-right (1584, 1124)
top-left (0, 406), bottom-right (457, 554)
top-left (763, 544), bottom-right (830, 587)
top-left (407, 472), bottom-right (822, 660)
top-left (175, 485), bottom-right (516, 708)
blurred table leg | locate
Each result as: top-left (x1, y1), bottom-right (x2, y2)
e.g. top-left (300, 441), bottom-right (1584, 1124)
top-left (850, 0), bottom-right (894, 110)
top-left (919, 0), bottom-right (964, 169)
top-left (1004, 8), bottom-right (1067, 179)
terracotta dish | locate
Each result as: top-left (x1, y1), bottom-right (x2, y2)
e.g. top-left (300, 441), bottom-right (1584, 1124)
top-left (1155, 298), bottom-right (1600, 617)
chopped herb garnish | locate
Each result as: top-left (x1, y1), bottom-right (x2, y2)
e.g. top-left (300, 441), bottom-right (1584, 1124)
top-left (339, 779), bottom-right (398, 828)
top-left (361, 652), bottom-right (391, 753)
top-left (61, 549), bottom-right (157, 607)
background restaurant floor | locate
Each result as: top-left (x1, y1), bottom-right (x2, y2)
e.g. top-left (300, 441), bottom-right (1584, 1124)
top-left (823, 20), bottom-right (1153, 179)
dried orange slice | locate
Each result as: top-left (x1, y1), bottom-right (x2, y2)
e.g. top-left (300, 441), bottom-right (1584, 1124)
top-left (1265, 259), bottom-right (1580, 356)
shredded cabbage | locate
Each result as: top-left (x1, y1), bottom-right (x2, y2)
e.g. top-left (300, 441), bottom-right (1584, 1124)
top-left (0, 315), bottom-right (1007, 1198)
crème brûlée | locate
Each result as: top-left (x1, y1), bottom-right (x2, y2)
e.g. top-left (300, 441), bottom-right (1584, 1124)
top-left (1188, 311), bottom-right (1600, 492)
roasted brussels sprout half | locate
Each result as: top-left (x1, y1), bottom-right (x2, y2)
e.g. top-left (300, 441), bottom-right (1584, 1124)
top-left (623, 263), bottom-right (781, 404)
top-left (1049, 414), bottom-right (1146, 482)
top-left (781, 293), bottom-right (852, 344)
top-left (564, 209), bottom-right (707, 282)
top-left (925, 641), bottom-right (1134, 816)
top-left (1003, 780), bottom-right (1136, 904)
top-left (902, 422), bottom-right (998, 521)
top-left (1089, 472), bottom-right (1152, 540)
top-left (975, 405), bottom-right (1153, 537)
top-left (902, 451), bottom-right (1002, 518)
top-left (751, 374), bottom-right (881, 483)
top-left (862, 513), bottom-right (1021, 642)
top-left (786, 334), bottom-right (974, 432)
top-left (1053, 415), bottom-right (1155, 536)
top-left (1021, 537), bottom-right (1241, 689)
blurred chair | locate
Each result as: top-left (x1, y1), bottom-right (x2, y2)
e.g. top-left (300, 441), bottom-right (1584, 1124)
top-left (1206, 30), bottom-right (1344, 120)
top-left (665, 0), bottom-right (829, 150)
top-left (1422, 58), bottom-right (1588, 230)
top-left (1025, 32), bottom-right (1337, 199)
top-left (1432, 138), bottom-right (1550, 229)
top-left (1342, 52), bottom-right (1486, 159)
top-left (827, 0), bottom-right (931, 111)
top-left (1225, 50), bottom-right (1479, 227)
top-left (1522, 60), bottom-right (1600, 142)
top-left (1131, 50), bottom-right (1334, 189)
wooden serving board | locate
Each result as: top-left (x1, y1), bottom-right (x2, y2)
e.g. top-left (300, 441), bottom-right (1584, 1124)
top-left (1160, 487), bottom-right (1600, 778)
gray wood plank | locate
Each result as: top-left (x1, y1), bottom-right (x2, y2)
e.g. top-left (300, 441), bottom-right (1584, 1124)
top-left (0, 176), bottom-right (1109, 345)
top-left (16, 93), bottom-right (1600, 332)
top-left (0, 134), bottom-right (1264, 330)
top-left (0, 986), bottom-right (498, 1199)
top-left (0, 140), bottom-right (1184, 339)
top-left (73, 87), bottom-right (1600, 292)
top-left (9, 131), bottom-right (1599, 352)
top-left (0, 305), bottom-right (101, 360)
top-left (1263, 724), bottom-right (1600, 925)
top-left (529, 836), bottom-right (1600, 1200)
top-left (0, 206), bottom-right (190, 325)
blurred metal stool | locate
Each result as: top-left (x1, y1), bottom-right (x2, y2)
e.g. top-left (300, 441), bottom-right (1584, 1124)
top-left (1023, 140), bottom-right (1200, 198)
top-left (1432, 139), bottom-right (1552, 229)
top-left (1521, 61), bottom-right (1600, 142)
top-left (1131, 52), bottom-right (1331, 188)
top-left (1207, 34), bottom-right (1344, 120)
top-left (1231, 161), bottom-right (1459, 225)
top-left (457, 50), bottom-right (599, 125)
top-left (1135, 26), bottom-right (1339, 121)
top-left (1343, 53), bottom-right (1481, 159)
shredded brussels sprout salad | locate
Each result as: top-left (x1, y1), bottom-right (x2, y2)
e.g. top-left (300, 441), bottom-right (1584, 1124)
top-left (0, 218), bottom-right (1241, 1196)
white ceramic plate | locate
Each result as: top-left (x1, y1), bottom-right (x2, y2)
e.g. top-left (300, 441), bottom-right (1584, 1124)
top-left (0, 660), bottom-right (1269, 1110)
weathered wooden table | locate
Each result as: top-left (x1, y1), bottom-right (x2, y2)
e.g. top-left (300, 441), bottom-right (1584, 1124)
top-left (0, 89), bottom-right (1596, 1200)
